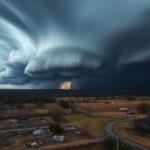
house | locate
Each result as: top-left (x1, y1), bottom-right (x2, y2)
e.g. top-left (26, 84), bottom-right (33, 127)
top-left (26, 140), bottom-right (43, 148)
top-left (29, 141), bottom-right (39, 148)
top-left (52, 135), bottom-right (65, 142)
top-left (9, 118), bottom-right (19, 124)
top-left (33, 129), bottom-right (47, 136)
top-left (66, 127), bottom-right (76, 131)
top-left (134, 117), bottom-right (150, 134)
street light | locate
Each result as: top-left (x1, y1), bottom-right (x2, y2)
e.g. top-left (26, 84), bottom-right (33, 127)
top-left (117, 128), bottom-right (119, 150)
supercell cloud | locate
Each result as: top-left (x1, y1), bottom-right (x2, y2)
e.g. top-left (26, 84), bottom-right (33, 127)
top-left (0, 0), bottom-right (150, 90)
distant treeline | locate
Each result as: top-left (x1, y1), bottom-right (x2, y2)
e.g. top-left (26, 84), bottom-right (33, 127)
top-left (0, 89), bottom-right (150, 104)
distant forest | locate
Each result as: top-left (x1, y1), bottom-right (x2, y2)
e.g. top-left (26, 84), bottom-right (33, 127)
top-left (0, 89), bottom-right (150, 104)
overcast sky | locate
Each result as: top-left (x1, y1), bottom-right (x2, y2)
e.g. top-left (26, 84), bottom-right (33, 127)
top-left (0, 0), bottom-right (150, 91)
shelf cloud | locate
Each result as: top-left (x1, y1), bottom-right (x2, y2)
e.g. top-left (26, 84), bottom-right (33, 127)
top-left (1, 0), bottom-right (150, 90)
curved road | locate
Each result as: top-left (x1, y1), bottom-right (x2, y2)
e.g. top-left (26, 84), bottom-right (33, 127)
top-left (105, 117), bottom-right (150, 150)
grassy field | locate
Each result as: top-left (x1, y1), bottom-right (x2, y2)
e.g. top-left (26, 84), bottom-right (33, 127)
top-left (76, 100), bottom-right (150, 112)
top-left (114, 121), bottom-right (150, 148)
top-left (64, 114), bottom-right (118, 137)
top-left (0, 103), bottom-right (67, 118)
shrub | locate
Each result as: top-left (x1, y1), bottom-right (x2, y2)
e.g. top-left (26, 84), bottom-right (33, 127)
top-left (49, 123), bottom-right (64, 134)
top-left (137, 103), bottom-right (150, 114)
top-left (59, 100), bottom-right (70, 109)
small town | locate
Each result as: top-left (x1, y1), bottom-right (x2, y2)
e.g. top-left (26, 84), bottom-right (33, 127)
top-left (0, 95), bottom-right (150, 150)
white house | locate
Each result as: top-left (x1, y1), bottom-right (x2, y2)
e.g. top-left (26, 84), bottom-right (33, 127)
top-left (52, 135), bottom-right (65, 142)
top-left (33, 129), bottom-right (47, 136)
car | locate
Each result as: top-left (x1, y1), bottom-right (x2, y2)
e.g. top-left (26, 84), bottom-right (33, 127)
top-left (127, 111), bottom-right (136, 114)
top-left (118, 108), bottom-right (129, 112)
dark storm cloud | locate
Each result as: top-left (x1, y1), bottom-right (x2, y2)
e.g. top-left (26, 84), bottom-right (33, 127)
top-left (1, 0), bottom-right (150, 90)
top-left (104, 13), bottom-right (150, 65)
top-left (25, 46), bottom-right (101, 77)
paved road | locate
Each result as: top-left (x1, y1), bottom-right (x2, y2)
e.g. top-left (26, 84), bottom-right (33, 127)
top-left (105, 116), bottom-right (150, 150)
top-left (0, 126), bottom-right (48, 133)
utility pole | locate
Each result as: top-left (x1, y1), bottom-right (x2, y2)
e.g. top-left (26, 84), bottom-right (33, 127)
top-left (117, 128), bottom-right (119, 150)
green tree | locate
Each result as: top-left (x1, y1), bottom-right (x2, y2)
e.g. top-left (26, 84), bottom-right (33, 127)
top-left (49, 123), bottom-right (64, 134)
top-left (59, 100), bottom-right (70, 109)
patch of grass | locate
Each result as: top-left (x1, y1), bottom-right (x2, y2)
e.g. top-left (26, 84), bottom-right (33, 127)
top-left (64, 114), bottom-right (117, 137)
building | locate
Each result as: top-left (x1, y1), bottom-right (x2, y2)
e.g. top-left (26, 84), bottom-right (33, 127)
top-left (26, 140), bottom-right (43, 148)
top-left (52, 135), bottom-right (65, 142)
top-left (33, 129), bottom-right (47, 136)
top-left (29, 141), bottom-right (39, 148)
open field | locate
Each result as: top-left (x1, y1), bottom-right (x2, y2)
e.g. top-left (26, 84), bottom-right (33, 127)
top-left (76, 100), bottom-right (150, 112)
top-left (0, 103), bottom-right (68, 118)
top-left (64, 114), bottom-right (119, 137)
top-left (113, 121), bottom-right (150, 149)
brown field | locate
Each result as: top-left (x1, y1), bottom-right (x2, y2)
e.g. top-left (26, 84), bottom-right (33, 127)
top-left (114, 121), bottom-right (150, 148)
top-left (64, 114), bottom-right (119, 137)
top-left (0, 103), bottom-right (68, 118)
top-left (76, 100), bottom-right (150, 112)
